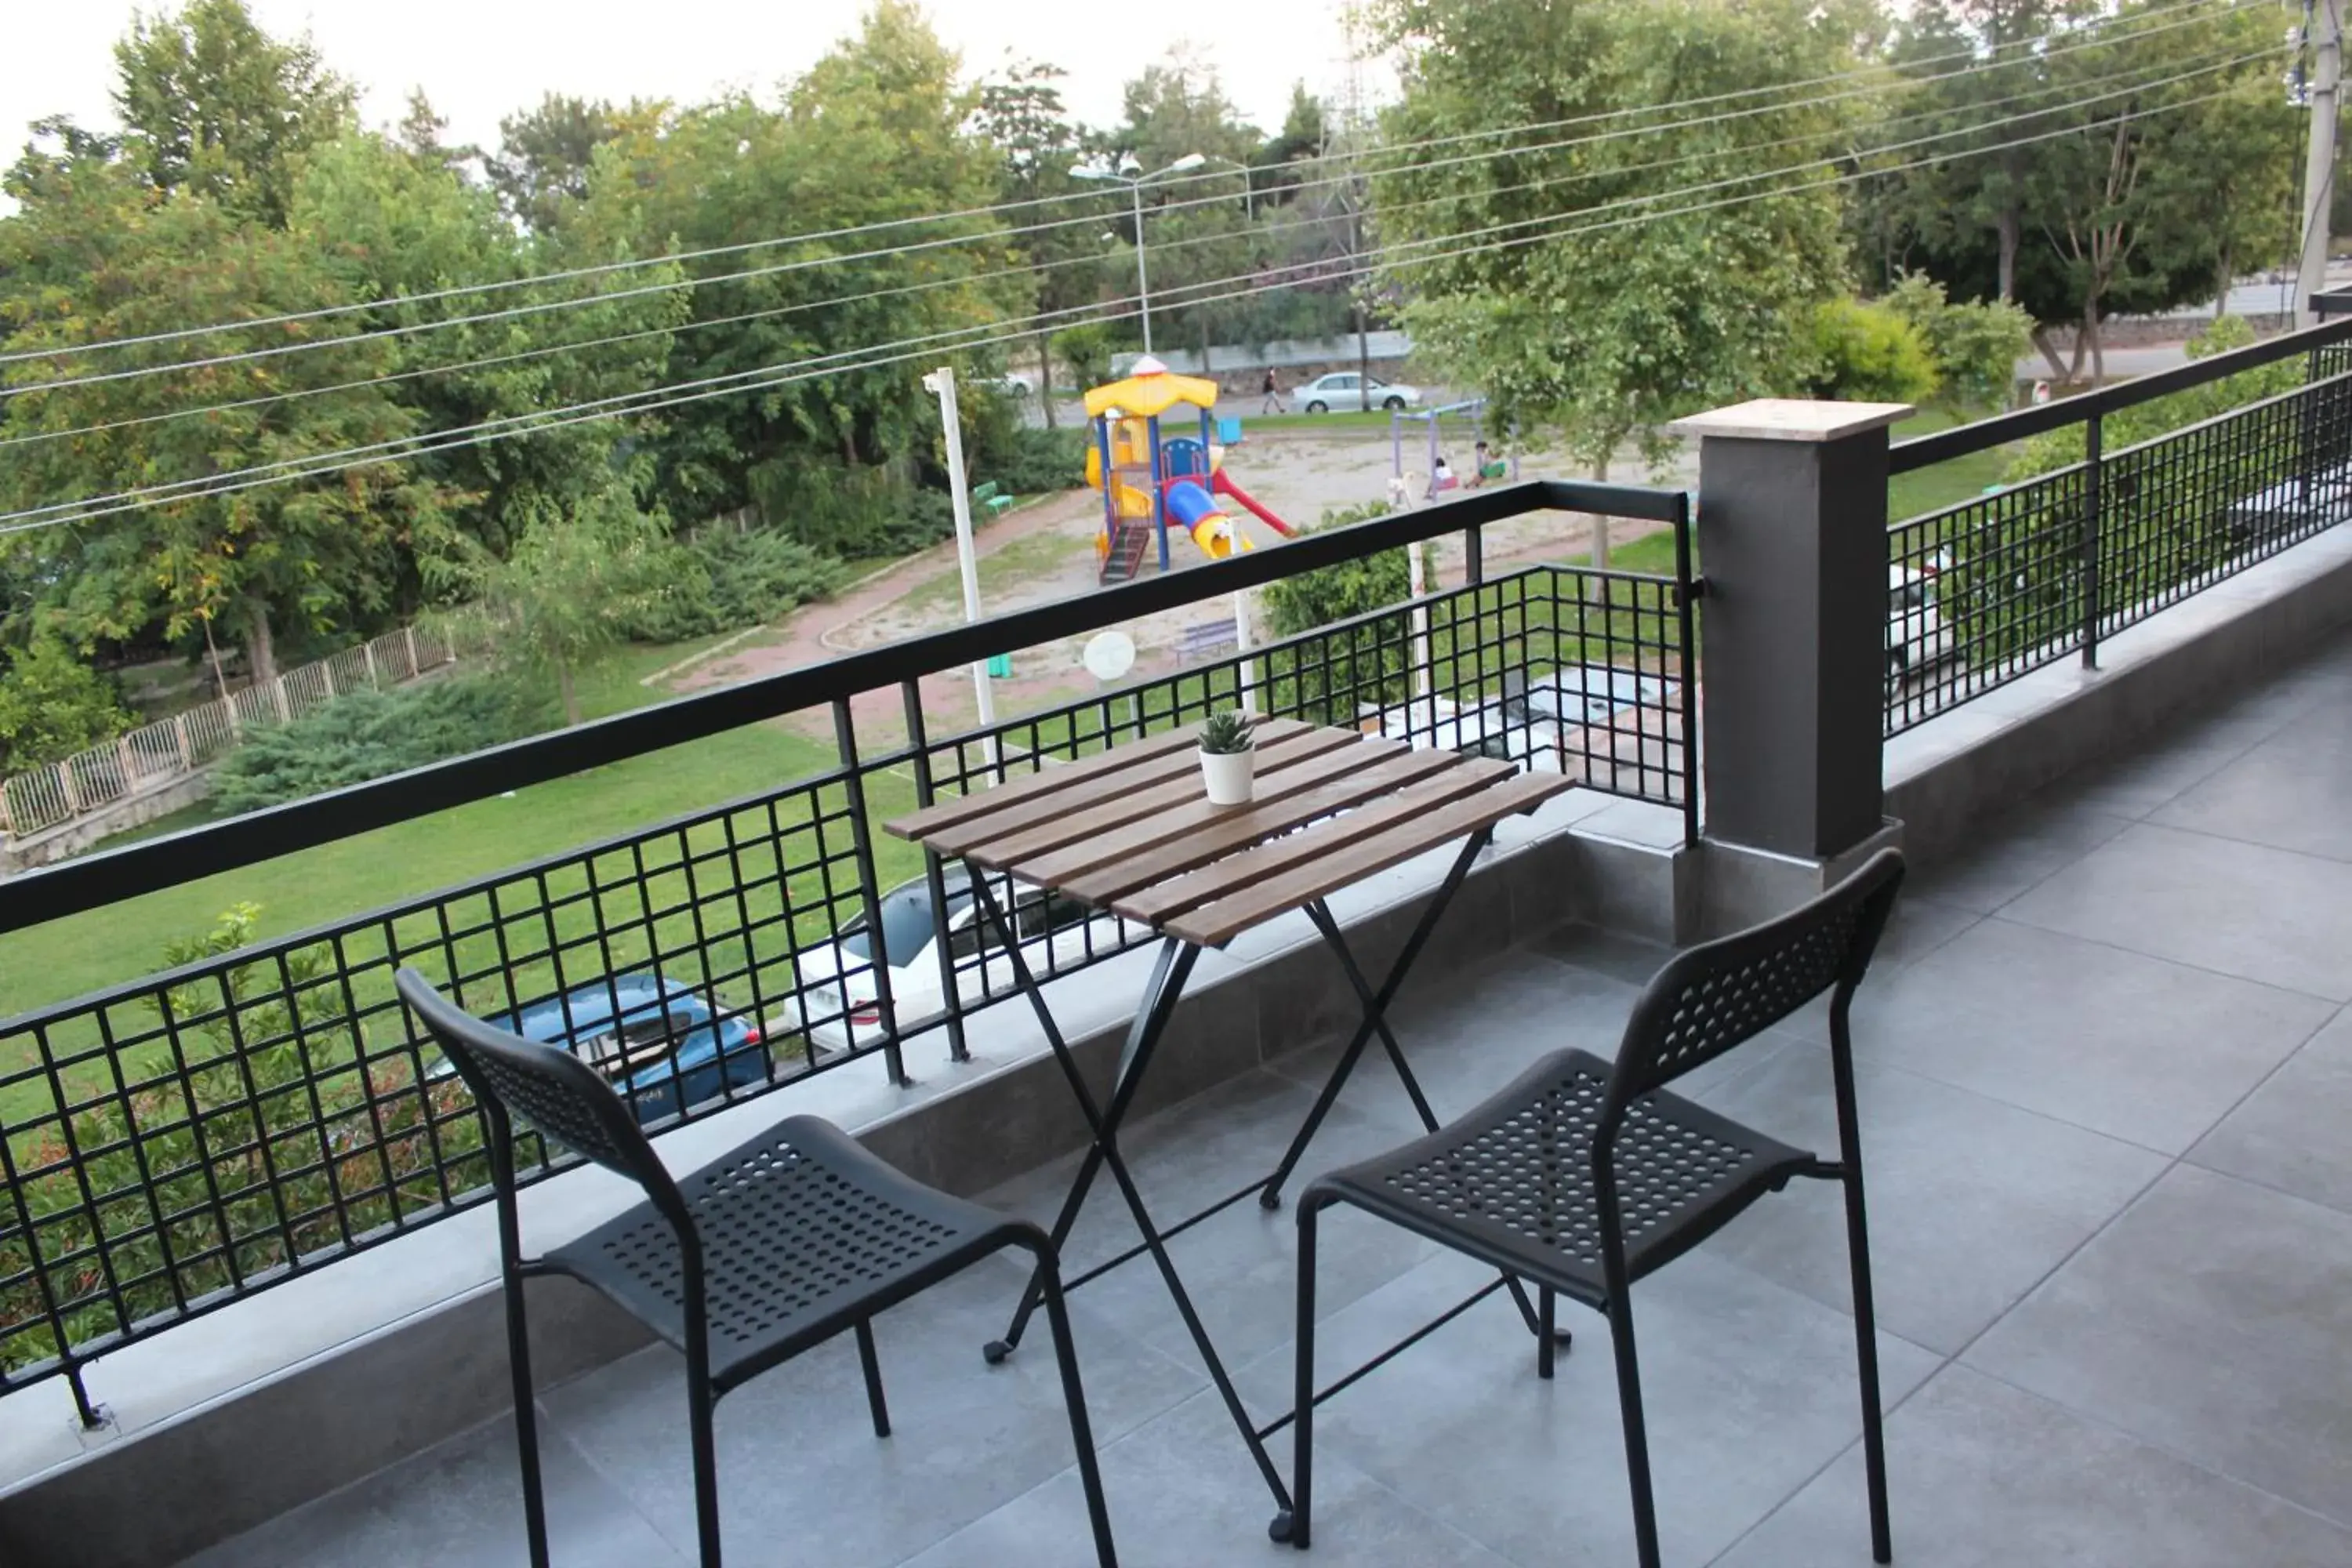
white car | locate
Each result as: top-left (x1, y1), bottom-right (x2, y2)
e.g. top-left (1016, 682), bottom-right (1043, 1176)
top-left (1888, 564), bottom-right (1955, 681)
top-left (1503, 666), bottom-right (1679, 727)
top-left (981, 372), bottom-right (1036, 398)
top-left (1370, 696), bottom-right (1554, 768)
top-left (1295, 372), bottom-right (1422, 413)
top-left (791, 865), bottom-right (1128, 1052)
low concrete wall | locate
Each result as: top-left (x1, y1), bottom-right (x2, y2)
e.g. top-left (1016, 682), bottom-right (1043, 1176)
top-left (1886, 525), bottom-right (2352, 862)
top-left (0, 768), bottom-right (214, 874)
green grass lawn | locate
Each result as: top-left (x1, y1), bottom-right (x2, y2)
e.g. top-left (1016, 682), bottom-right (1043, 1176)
top-left (1888, 405), bottom-right (2022, 523)
top-left (0, 627), bottom-right (915, 1032)
top-left (898, 531), bottom-right (1085, 619)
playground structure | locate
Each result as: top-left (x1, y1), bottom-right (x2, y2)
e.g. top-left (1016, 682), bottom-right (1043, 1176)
top-left (1392, 398), bottom-right (1516, 503)
top-left (1084, 356), bottom-right (1296, 585)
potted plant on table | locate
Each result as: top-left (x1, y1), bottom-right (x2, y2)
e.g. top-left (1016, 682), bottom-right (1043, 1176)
top-left (1197, 709), bottom-right (1261, 806)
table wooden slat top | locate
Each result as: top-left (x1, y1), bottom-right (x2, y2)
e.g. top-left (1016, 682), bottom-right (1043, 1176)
top-left (887, 724), bottom-right (1577, 949)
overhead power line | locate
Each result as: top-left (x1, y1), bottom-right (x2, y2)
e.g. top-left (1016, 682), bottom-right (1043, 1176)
top-left (0, 37), bottom-right (2267, 453)
top-left (0, 0), bottom-right (2256, 383)
top-left (0, 74), bottom-right (2263, 536)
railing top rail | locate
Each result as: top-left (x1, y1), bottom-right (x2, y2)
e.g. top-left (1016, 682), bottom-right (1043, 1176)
top-left (1888, 314), bottom-right (2352, 475)
top-left (4, 479), bottom-right (1682, 938)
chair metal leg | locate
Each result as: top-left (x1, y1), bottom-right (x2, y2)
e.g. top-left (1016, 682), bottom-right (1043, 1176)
top-left (855, 1319), bottom-right (891, 1439)
top-left (687, 1370), bottom-right (724, 1566)
top-left (1606, 1293), bottom-right (1663, 1568)
top-left (1036, 1256), bottom-right (1121, 1568)
top-left (1833, 1014), bottom-right (1893, 1563)
top-left (1273, 1196), bottom-right (1322, 1550)
top-left (502, 1271), bottom-right (551, 1568)
top-left (1538, 1288), bottom-right (1557, 1381)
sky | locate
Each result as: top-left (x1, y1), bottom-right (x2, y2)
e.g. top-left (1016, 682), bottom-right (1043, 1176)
top-left (0, 0), bottom-right (1370, 169)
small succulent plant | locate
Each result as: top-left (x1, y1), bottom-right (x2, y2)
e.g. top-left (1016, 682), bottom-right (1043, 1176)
top-left (1197, 709), bottom-right (1261, 755)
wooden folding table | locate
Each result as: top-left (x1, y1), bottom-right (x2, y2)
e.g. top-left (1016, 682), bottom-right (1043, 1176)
top-left (887, 720), bottom-right (1575, 1519)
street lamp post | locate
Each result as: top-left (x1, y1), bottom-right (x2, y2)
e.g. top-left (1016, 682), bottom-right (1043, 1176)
top-left (1073, 152), bottom-right (1206, 354)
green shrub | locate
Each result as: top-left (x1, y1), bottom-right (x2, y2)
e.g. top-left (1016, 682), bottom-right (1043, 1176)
top-left (0, 636), bottom-right (134, 771)
top-left (976, 426), bottom-right (1091, 495)
top-left (1882, 273), bottom-right (2034, 409)
top-left (212, 676), bottom-right (550, 815)
top-left (1053, 323), bottom-right (1117, 390)
top-left (1261, 502), bottom-right (1413, 722)
top-left (1804, 299), bottom-right (1940, 406)
top-left (0, 903), bottom-right (486, 1374)
top-left (2008, 316), bottom-right (2299, 481)
top-left (626, 528), bottom-right (853, 641)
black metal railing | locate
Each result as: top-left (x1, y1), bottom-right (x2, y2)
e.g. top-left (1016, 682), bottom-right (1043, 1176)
top-left (1884, 315), bottom-right (2352, 735)
top-left (0, 481), bottom-right (1694, 1419)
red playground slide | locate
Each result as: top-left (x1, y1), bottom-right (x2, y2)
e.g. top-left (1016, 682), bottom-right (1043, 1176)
top-left (1209, 470), bottom-right (1296, 536)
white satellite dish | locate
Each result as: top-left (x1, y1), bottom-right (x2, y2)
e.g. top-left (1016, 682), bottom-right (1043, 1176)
top-left (1082, 630), bottom-right (1137, 683)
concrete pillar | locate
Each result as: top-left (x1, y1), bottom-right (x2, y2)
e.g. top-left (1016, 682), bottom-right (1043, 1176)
top-left (1671, 398), bottom-right (1911, 862)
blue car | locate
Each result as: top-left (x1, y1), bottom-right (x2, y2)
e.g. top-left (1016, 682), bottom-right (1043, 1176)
top-left (476, 974), bottom-right (768, 1125)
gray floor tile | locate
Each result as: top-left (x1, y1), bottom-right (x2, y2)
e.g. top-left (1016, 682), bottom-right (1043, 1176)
top-left (539, 1262), bottom-right (1204, 1568)
top-left (1713, 1363), bottom-right (2352, 1568)
top-left (1530, 922), bottom-right (1675, 986)
top-left (902, 1388), bottom-right (1515, 1568)
top-left (2054, 706), bottom-right (2289, 819)
top-left (175, 1413), bottom-right (684, 1568)
top-left (977, 1065), bottom-right (1429, 1286)
top-left (2190, 1007), bottom-right (2352, 1214)
top-left (2001, 822), bottom-right (2352, 1001)
top-left (1229, 1250), bottom-right (1938, 1568)
top-left (1906, 795), bottom-right (2135, 914)
top-left (1845, 916), bottom-right (2334, 1153)
top-left (1965, 1164), bottom-right (2352, 1528)
top-left (1699, 1054), bottom-right (2165, 1353)
top-left (2149, 713), bottom-right (2352, 862)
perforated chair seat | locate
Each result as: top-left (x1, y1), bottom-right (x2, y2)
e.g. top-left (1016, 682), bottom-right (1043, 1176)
top-left (1309, 1048), bottom-right (1812, 1312)
top-left (549, 1115), bottom-right (1031, 1396)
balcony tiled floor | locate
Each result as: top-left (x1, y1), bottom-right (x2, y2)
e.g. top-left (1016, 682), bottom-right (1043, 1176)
top-left (180, 640), bottom-right (2352, 1566)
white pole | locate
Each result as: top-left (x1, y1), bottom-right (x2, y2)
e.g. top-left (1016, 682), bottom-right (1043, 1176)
top-left (2300, 0), bottom-right (2343, 327)
top-left (924, 367), bottom-right (998, 768)
top-left (1407, 536), bottom-right (1432, 706)
top-left (1131, 180), bottom-right (1153, 354)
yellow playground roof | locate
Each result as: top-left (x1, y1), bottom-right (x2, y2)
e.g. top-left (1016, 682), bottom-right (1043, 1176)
top-left (1083, 355), bottom-right (1220, 419)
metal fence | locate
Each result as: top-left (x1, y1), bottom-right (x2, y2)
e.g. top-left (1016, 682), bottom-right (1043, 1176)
top-left (0, 481), bottom-right (1694, 1421)
top-left (0, 624), bottom-right (470, 843)
top-left (1885, 318), bottom-right (2352, 735)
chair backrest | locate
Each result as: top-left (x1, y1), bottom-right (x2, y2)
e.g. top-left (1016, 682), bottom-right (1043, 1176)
top-left (395, 969), bottom-right (686, 1220)
top-left (1606, 848), bottom-right (1905, 1111)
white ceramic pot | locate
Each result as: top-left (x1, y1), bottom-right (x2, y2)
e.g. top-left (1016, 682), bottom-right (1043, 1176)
top-left (1199, 746), bottom-right (1255, 806)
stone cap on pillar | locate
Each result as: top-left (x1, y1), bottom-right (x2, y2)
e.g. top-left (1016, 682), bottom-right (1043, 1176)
top-left (1669, 399), bottom-right (1914, 443)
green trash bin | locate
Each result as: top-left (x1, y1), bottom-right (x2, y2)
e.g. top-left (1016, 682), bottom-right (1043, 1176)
top-left (986, 653), bottom-right (1014, 679)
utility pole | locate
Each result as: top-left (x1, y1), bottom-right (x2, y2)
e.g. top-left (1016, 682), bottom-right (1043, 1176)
top-left (2299, 0), bottom-right (2343, 326)
top-left (922, 367), bottom-right (996, 749)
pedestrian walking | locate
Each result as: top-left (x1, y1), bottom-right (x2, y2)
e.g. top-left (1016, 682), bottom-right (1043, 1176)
top-left (1261, 368), bottom-right (1287, 416)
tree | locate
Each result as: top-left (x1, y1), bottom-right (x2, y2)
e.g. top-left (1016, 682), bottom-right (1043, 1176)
top-left (485, 94), bottom-right (624, 234)
top-left (1865, 0), bottom-right (2298, 381)
top-left (2024, 0), bottom-right (2296, 380)
top-left (0, 637), bottom-right (134, 771)
top-left (575, 0), bottom-right (1018, 525)
top-left (0, 172), bottom-right (452, 682)
top-left (439, 477), bottom-right (677, 726)
top-left (111, 0), bottom-right (356, 229)
top-left (975, 59), bottom-right (1101, 425)
top-left (1366, 0), bottom-right (1858, 559)
top-left (1108, 53), bottom-right (1265, 359)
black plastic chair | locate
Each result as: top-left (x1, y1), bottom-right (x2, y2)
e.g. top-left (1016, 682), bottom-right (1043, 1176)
top-left (395, 970), bottom-right (1120, 1568)
top-left (1280, 848), bottom-right (1905, 1568)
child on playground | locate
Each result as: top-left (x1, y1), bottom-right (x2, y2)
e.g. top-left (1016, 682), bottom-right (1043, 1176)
top-left (1261, 368), bottom-right (1287, 416)
top-left (1468, 440), bottom-right (1493, 488)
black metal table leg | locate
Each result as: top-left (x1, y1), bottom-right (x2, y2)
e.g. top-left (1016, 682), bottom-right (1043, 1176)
top-left (1259, 829), bottom-right (1488, 1206)
top-left (1259, 832), bottom-right (1569, 1348)
top-left (964, 870), bottom-right (1296, 1511)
